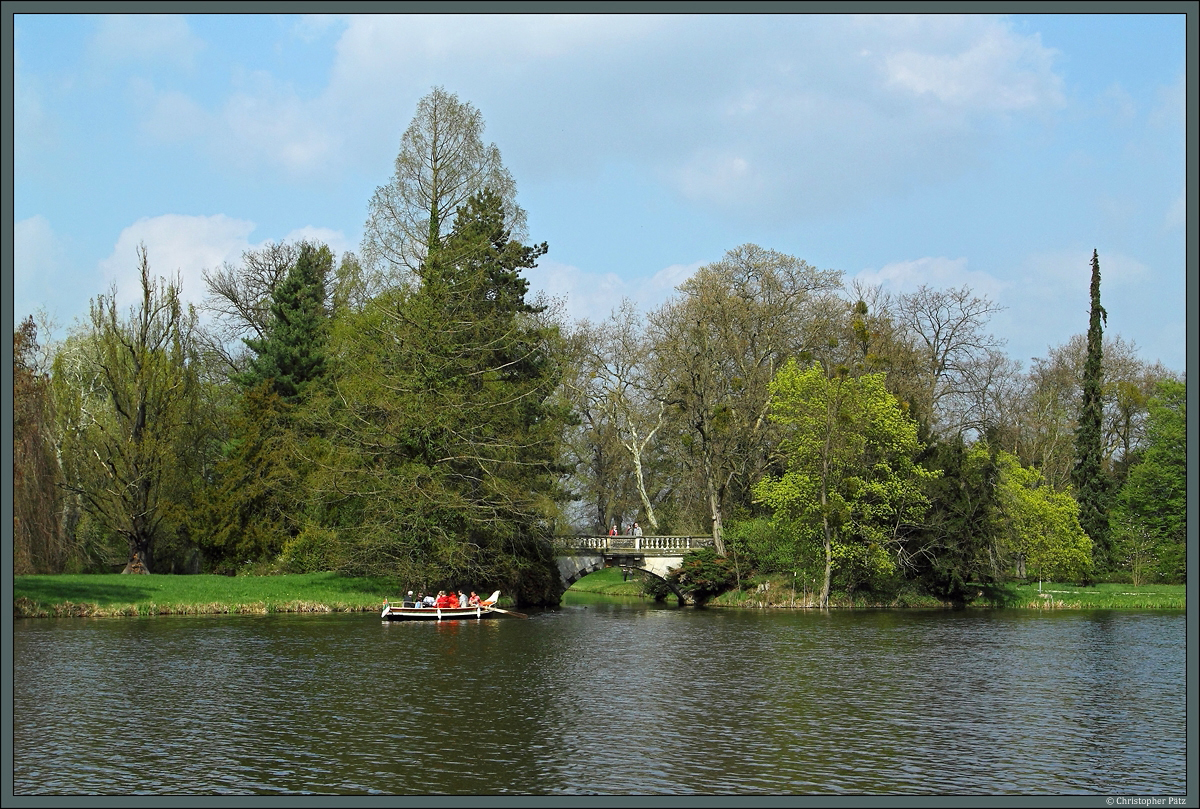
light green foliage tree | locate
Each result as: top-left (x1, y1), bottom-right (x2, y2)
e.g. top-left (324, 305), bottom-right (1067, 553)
top-left (990, 448), bottom-right (1092, 582)
top-left (362, 86), bottom-right (525, 280)
top-left (1111, 378), bottom-right (1186, 583)
top-left (648, 245), bottom-right (843, 553)
top-left (754, 361), bottom-right (936, 607)
top-left (52, 246), bottom-right (201, 573)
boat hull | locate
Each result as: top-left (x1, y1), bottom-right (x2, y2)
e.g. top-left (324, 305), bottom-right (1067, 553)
top-left (382, 605), bottom-right (498, 621)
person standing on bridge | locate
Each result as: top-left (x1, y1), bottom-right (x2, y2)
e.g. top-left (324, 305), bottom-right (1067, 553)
top-left (633, 522), bottom-right (642, 536)
top-left (609, 523), bottom-right (619, 536)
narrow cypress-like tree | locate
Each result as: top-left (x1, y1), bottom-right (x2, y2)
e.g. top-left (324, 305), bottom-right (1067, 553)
top-left (1073, 249), bottom-right (1109, 571)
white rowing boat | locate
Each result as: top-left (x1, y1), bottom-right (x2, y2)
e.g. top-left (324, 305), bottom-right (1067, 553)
top-left (381, 590), bottom-right (502, 621)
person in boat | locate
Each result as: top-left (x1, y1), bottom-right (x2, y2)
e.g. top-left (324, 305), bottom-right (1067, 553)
top-left (404, 590), bottom-right (416, 608)
top-left (468, 592), bottom-right (481, 607)
top-left (457, 591), bottom-right (468, 608)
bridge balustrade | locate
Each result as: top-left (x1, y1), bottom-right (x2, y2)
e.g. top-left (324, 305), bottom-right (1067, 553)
top-left (552, 535), bottom-right (714, 552)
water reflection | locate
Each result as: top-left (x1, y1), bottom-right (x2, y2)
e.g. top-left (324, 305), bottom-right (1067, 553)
top-left (12, 606), bottom-right (1186, 795)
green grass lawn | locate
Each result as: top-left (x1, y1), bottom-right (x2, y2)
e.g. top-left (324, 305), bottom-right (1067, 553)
top-left (565, 566), bottom-right (649, 597)
top-left (1011, 581), bottom-right (1186, 609)
top-left (13, 572), bottom-right (411, 617)
top-left (13, 571), bottom-right (1185, 617)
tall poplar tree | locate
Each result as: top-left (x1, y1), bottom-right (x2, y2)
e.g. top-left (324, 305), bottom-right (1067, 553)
top-left (1073, 249), bottom-right (1110, 570)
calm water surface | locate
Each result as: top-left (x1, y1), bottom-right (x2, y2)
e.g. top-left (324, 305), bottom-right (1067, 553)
top-left (11, 598), bottom-right (1186, 795)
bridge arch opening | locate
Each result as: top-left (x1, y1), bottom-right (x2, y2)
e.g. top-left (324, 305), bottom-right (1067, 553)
top-left (616, 565), bottom-right (687, 607)
top-left (553, 536), bottom-right (714, 607)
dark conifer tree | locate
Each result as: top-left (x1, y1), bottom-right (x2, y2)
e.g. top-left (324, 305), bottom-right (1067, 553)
top-left (237, 243), bottom-right (332, 404)
top-left (1073, 250), bottom-right (1110, 571)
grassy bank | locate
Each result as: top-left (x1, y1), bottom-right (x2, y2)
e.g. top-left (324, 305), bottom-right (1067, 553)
top-left (13, 572), bottom-right (414, 618)
top-left (14, 571), bottom-right (1186, 617)
top-left (564, 566), bottom-right (648, 597)
top-left (568, 569), bottom-right (1186, 610)
top-left (1007, 581), bottom-right (1186, 610)
top-left (708, 577), bottom-right (1186, 609)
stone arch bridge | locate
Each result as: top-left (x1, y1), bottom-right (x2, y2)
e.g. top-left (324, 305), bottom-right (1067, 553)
top-left (552, 535), bottom-right (715, 605)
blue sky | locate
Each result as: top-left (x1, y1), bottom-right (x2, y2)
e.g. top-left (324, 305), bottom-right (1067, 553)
top-left (11, 12), bottom-right (1189, 372)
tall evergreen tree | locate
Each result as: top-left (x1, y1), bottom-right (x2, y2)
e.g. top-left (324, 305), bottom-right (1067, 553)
top-left (1073, 249), bottom-right (1110, 570)
top-left (237, 243), bottom-right (332, 404)
top-left (324, 190), bottom-right (570, 603)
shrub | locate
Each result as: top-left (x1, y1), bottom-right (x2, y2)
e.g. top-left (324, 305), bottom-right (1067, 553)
top-left (279, 526), bottom-right (342, 574)
top-left (667, 547), bottom-right (738, 605)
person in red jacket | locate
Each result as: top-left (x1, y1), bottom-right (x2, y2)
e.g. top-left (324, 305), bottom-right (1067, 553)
top-left (434, 590), bottom-right (453, 608)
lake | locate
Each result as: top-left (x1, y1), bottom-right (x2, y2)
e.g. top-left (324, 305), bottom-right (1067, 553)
top-left (10, 596), bottom-right (1187, 796)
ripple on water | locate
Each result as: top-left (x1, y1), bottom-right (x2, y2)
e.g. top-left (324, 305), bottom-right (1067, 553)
top-left (12, 608), bottom-right (1186, 795)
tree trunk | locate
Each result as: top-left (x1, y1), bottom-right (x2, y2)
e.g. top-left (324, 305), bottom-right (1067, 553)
top-left (705, 462), bottom-right (726, 555)
top-left (122, 549), bottom-right (150, 574)
top-left (820, 506), bottom-right (833, 609)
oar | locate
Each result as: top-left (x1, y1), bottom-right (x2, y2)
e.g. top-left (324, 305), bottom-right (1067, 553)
top-left (486, 605), bottom-right (529, 619)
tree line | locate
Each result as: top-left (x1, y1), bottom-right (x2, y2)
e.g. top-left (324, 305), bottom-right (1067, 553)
top-left (13, 88), bottom-right (1186, 606)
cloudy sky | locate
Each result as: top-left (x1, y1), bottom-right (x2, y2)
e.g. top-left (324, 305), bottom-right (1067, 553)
top-left (10, 12), bottom-right (1189, 372)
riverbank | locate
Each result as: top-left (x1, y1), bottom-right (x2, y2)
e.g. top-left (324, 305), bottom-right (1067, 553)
top-left (13, 570), bottom-right (1185, 617)
top-left (567, 568), bottom-right (1187, 610)
top-left (14, 572), bottom-right (417, 618)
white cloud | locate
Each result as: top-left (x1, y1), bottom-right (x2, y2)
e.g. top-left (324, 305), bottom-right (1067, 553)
top-left (524, 257), bottom-right (703, 325)
top-left (676, 153), bottom-right (758, 207)
top-left (330, 14), bottom-right (664, 73)
top-left (853, 256), bottom-right (1007, 302)
top-left (880, 20), bottom-right (1063, 111)
top-left (95, 216), bottom-right (356, 315)
top-left (1016, 248), bottom-right (1149, 295)
top-left (995, 247), bottom-right (1167, 364)
top-left (87, 15), bottom-right (205, 72)
top-left (118, 14), bottom-right (1069, 220)
top-left (97, 214), bottom-right (259, 312)
top-left (133, 70), bottom-right (343, 177)
top-left (1148, 70), bottom-right (1185, 129)
top-left (282, 226), bottom-right (353, 259)
top-left (220, 72), bottom-right (342, 175)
